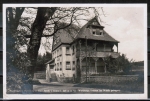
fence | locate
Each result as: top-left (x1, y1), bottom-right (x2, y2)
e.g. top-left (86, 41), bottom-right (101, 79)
top-left (82, 75), bottom-right (140, 84)
top-left (34, 72), bottom-right (46, 79)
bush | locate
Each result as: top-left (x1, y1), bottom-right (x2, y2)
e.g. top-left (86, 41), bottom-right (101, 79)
top-left (104, 54), bottom-right (133, 74)
top-left (7, 53), bottom-right (32, 93)
top-left (118, 54), bottom-right (133, 74)
top-left (104, 56), bottom-right (118, 73)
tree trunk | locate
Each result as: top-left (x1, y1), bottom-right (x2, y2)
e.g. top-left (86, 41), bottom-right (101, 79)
top-left (27, 7), bottom-right (56, 79)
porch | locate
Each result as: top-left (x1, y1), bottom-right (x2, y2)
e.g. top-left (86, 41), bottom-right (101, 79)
top-left (76, 57), bottom-right (108, 77)
top-left (76, 51), bottom-right (119, 58)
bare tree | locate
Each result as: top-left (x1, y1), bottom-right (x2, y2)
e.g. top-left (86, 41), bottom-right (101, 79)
top-left (27, 7), bottom-right (56, 79)
top-left (6, 7), bottom-right (104, 93)
top-left (23, 7), bottom-right (102, 79)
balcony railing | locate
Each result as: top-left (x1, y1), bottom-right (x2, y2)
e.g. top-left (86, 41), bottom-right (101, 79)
top-left (76, 51), bottom-right (119, 58)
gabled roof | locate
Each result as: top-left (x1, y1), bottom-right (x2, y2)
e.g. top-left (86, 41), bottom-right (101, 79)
top-left (75, 28), bottom-right (119, 42)
top-left (57, 29), bottom-right (74, 44)
top-left (52, 16), bottom-right (119, 51)
top-left (52, 24), bottom-right (79, 51)
top-left (75, 16), bottom-right (119, 43)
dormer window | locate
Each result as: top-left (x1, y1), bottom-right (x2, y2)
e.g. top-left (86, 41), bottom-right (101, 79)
top-left (92, 29), bottom-right (96, 35)
top-left (92, 19), bottom-right (99, 25)
top-left (93, 31), bottom-right (96, 35)
top-left (100, 32), bottom-right (102, 35)
top-left (92, 21), bottom-right (97, 25)
top-left (96, 30), bottom-right (103, 35)
top-left (92, 29), bottom-right (103, 36)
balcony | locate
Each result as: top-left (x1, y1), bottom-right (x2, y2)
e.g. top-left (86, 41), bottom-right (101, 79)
top-left (76, 51), bottom-right (120, 58)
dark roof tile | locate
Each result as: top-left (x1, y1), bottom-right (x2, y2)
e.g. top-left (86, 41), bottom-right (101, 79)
top-left (75, 28), bottom-right (119, 42)
top-left (52, 16), bottom-right (119, 51)
top-left (75, 17), bottom-right (119, 43)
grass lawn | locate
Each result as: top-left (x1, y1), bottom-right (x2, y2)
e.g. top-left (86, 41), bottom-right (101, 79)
top-left (33, 72), bottom-right (144, 94)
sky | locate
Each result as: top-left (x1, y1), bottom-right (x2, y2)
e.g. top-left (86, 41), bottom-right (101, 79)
top-left (100, 7), bottom-right (145, 62)
top-left (20, 6), bottom-right (146, 62)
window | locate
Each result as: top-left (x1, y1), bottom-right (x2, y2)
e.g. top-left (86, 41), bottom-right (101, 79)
top-left (66, 47), bottom-right (70, 55)
top-left (72, 61), bottom-right (75, 70)
top-left (92, 21), bottom-right (98, 25)
top-left (57, 50), bottom-right (59, 56)
top-left (92, 29), bottom-right (103, 36)
top-left (57, 63), bottom-right (59, 71)
top-left (55, 64), bottom-right (56, 71)
top-left (60, 62), bottom-right (62, 71)
top-left (92, 21), bottom-right (96, 25)
top-left (96, 30), bottom-right (103, 36)
top-left (66, 61), bottom-right (71, 70)
top-left (72, 45), bottom-right (74, 54)
top-left (92, 19), bottom-right (99, 25)
top-left (92, 30), bottom-right (96, 35)
top-left (57, 56), bottom-right (60, 61)
top-left (59, 47), bottom-right (62, 55)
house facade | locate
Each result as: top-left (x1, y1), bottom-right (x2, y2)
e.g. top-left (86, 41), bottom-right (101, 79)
top-left (45, 17), bottom-right (119, 82)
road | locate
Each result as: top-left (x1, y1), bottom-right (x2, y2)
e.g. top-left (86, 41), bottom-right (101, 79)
top-left (33, 79), bottom-right (143, 94)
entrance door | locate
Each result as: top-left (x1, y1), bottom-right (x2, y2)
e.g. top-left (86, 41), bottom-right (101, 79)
top-left (50, 65), bottom-right (54, 73)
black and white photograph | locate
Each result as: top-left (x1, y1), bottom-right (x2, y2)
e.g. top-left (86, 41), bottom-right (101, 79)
top-left (3, 4), bottom-right (147, 99)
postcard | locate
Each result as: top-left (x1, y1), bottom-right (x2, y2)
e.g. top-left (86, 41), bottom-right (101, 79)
top-left (3, 4), bottom-right (147, 99)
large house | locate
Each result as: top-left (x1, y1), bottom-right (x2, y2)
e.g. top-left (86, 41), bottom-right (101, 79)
top-left (45, 16), bottom-right (119, 82)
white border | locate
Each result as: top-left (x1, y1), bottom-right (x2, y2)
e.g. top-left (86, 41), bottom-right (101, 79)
top-left (3, 4), bottom-right (147, 99)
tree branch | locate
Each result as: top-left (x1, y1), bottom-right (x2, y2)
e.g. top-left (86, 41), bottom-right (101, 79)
top-left (52, 8), bottom-right (77, 35)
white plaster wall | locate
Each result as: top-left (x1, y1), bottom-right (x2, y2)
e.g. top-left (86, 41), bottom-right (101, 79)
top-left (52, 46), bottom-right (63, 77)
top-left (66, 55), bottom-right (72, 61)
top-left (46, 64), bottom-right (50, 82)
top-left (70, 45), bottom-right (76, 77)
top-left (62, 46), bottom-right (66, 76)
top-left (63, 46), bottom-right (73, 77)
top-left (52, 44), bottom-right (77, 78)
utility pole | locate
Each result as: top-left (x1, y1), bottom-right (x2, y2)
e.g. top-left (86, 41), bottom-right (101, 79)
top-left (85, 36), bottom-right (87, 83)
